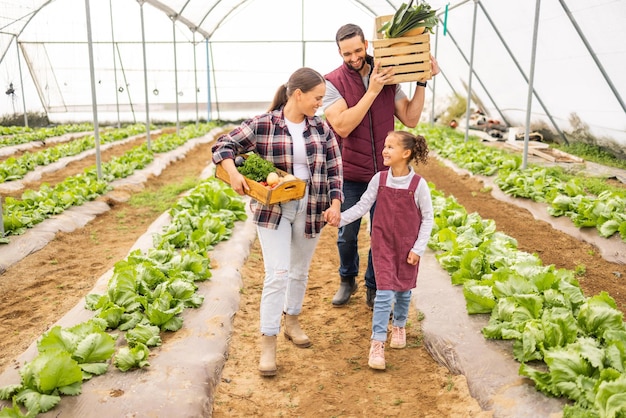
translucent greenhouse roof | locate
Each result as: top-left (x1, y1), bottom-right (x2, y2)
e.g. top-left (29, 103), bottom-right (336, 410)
top-left (1, 0), bottom-right (625, 148)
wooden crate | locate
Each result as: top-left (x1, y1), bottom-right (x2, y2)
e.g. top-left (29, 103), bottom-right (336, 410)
top-left (215, 161), bottom-right (306, 206)
top-left (372, 15), bottom-right (432, 85)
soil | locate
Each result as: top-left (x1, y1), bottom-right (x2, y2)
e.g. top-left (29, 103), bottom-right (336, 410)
top-left (1, 130), bottom-right (625, 416)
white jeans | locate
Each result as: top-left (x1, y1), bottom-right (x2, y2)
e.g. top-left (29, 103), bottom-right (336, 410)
top-left (257, 193), bottom-right (320, 336)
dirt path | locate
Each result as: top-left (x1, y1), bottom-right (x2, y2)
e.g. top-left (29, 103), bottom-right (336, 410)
top-left (0, 131), bottom-right (625, 416)
top-left (212, 226), bottom-right (490, 417)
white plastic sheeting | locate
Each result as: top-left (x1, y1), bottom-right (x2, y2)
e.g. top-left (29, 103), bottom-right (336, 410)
top-left (1, 0), bottom-right (625, 148)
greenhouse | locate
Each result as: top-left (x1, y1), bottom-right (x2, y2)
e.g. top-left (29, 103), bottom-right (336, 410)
top-left (1, 1), bottom-right (625, 417)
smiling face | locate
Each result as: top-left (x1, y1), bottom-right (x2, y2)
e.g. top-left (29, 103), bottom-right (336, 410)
top-left (296, 82), bottom-right (326, 118)
top-left (338, 36), bottom-right (368, 73)
top-left (382, 133), bottom-right (410, 168)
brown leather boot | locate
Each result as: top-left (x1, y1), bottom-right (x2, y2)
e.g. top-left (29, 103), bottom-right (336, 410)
top-left (258, 334), bottom-right (277, 376)
top-left (284, 314), bottom-right (311, 348)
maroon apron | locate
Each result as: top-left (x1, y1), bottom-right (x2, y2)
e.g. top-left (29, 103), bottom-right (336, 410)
top-left (371, 171), bottom-right (422, 291)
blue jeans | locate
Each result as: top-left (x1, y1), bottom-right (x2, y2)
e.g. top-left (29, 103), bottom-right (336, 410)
top-left (337, 180), bottom-right (376, 289)
top-left (257, 193), bottom-right (320, 336)
top-left (371, 289), bottom-right (411, 342)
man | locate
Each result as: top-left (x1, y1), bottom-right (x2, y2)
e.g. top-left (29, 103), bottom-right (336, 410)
top-left (323, 23), bottom-right (439, 308)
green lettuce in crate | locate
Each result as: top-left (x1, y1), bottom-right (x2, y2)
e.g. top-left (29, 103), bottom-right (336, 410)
top-left (378, 0), bottom-right (438, 38)
top-left (236, 153), bottom-right (277, 182)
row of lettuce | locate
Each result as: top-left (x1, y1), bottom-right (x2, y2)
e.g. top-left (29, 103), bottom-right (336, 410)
top-left (428, 185), bottom-right (626, 417)
top-left (1, 123), bottom-right (218, 244)
top-left (0, 177), bottom-right (247, 417)
top-left (0, 124), bottom-right (94, 148)
top-left (415, 125), bottom-right (626, 243)
top-left (415, 125), bottom-right (626, 416)
top-left (0, 124), bottom-right (149, 183)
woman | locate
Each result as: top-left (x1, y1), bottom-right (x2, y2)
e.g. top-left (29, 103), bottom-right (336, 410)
top-left (212, 67), bottom-right (343, 376)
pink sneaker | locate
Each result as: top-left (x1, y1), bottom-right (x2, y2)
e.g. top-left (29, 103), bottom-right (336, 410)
top-left (368, 340), bottom-right (386, 370)
top-left (390, 326), bottom-right (406, 349)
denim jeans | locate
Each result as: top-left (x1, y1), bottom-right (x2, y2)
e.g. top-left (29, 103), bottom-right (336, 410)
top-left (337, 180), bottom-right (376, 289)
top-left (257, 193), bottom-right (320, 336)
top-left (371, 289), bottom-right (411, 342)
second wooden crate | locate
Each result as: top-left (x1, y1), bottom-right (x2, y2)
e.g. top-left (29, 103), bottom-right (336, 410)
top-left (372, 15), bottom-right (432, 85)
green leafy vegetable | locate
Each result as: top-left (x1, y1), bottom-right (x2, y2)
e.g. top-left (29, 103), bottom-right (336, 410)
top-left (113, 343), bottom-right (151, 372)
top-left (236, 153), bottom-right (277, 182)
top-left (378, 0), bottom-right (438, 38)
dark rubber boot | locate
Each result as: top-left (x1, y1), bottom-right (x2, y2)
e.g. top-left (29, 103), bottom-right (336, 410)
top-left (332, 276), bottom-right (358, 306)
top-left (366, 287), bottom-right (376, 310)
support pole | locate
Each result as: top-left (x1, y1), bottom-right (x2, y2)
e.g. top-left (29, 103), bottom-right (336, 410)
top-left (193, 31), bottom-right (199, 127)
top-left (430, 24), bottom-right (439, 126)
top-left (206, 39), bottom-right (213, 121)
top-left (523, 0), bottom-right (542, 169)
top-left (85, 0), bottom-right (102, 179)
top-left (15, 38), bottom-right (28, 128)
top-left (139, 0), bottom-right (151, 150)
top-left (206, 39), bottom-right (210, 121)
top-left (172, 18), bottom-right (180, 135)
top-left (109, 0), bottom-right (121, 129)
top-left (463, 0), bottom-right (479, 142)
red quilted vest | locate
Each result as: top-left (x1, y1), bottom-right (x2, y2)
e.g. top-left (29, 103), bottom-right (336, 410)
top-left (325, 55), bottom-right (396, 183)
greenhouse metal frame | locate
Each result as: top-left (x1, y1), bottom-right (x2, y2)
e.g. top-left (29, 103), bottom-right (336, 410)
top-left (1, 0), bottom-right (624, 148)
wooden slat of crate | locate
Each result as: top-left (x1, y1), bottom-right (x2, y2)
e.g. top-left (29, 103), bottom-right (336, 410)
top-left (215, 162), bottom-right (306, 206)
top-left (372, 30), bottom-right (431, 85)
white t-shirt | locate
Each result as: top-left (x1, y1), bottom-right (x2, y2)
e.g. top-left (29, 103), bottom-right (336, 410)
top-left (285, 118), bottom-right (310, 180)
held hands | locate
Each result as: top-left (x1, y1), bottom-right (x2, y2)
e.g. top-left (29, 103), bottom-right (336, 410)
top-left (323, 206), bottom-right (341, 227)
top-left (407, 252), bottom-right (420, 266)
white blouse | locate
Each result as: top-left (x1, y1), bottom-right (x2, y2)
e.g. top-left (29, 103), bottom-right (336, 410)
top-left (339, 166), bottom-right (434, 256)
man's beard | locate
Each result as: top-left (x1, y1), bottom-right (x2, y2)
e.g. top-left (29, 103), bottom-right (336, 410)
top-left (347, 57), bottom-right (365, 72)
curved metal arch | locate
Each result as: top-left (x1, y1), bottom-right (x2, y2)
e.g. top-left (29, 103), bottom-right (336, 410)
top-left (198, 0), bottom-right (252, 40)
top-left (143, 0), bottom-right (210, 38)
top-left (0, 0), bottom-right (55, 63)
top-left (347, 0), bottom-right (378, 16)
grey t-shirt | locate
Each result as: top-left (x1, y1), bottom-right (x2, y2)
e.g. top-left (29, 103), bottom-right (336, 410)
top-left (322, 77), bottom-right (406, 111)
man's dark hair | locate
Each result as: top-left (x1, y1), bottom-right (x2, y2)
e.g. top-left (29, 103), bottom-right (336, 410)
top-left (335, 24), bottom-right (365, 46)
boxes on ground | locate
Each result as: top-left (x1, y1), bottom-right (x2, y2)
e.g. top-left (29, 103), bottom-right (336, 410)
top-left (215, 160), bottom-right (307, 206)
top-left (372, 15), bottom-right (432, 85)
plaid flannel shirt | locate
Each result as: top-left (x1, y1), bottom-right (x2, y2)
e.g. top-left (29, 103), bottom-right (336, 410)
top-left (212, 108), bottom-right (343, 238)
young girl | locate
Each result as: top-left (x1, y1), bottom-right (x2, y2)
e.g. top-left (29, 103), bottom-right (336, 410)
top-left (212, 67), bottom-right (343, 376)
top-left (333, 130), bottom-right (433, 370)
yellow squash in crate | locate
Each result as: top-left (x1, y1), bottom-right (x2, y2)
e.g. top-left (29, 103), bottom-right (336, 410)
top-left (215, 158), bottom-right (307, 206)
